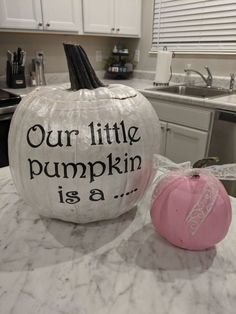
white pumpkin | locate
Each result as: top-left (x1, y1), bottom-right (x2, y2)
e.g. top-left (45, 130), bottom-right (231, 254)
top-left (8, 44), bottom-right (161, 223)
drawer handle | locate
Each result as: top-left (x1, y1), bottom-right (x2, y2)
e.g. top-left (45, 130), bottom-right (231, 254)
top-left (166, 127), bottom-right (171, 132)
top-left (116, 28), bottom-right (120, 31)
top-left (46, 23), bottom-right (50, 27)
top-left (111, 27), bottom-right (115, 31)
top-left (38, 22), bottom-right (43, 27)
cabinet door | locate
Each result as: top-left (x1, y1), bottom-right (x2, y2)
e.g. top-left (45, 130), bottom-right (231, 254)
top-left (82, 0), bottom-right (114, 34)
top-left (0, 0), bottom-right (42, 29)
top-left (41, 0), bottom-right (80, 32)
top-left (114, 0), bottom-right (141, 36)
top-left (159, 121), bottom-right (167, 156)
top-left (165, 123), bottom-right (208, 164)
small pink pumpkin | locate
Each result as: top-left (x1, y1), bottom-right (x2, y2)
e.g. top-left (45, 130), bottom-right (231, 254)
top-left (151, 170), bottom-right (232, 250)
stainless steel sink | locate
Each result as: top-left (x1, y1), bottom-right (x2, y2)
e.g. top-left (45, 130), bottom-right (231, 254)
top-left (145, 85), bottom-right (231, 98)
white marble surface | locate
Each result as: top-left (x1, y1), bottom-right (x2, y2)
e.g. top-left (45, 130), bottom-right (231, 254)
top-left (0, 166), bottom-right (236, 314)
top-left (2, 73), bottom-right (236, 112)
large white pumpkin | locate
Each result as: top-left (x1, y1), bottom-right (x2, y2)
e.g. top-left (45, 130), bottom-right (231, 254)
top-left (9, 45), bottom-right (161, 223)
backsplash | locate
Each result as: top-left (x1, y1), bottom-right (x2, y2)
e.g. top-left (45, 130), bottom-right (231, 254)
top-left (0, 70), bottom-right (234, 91)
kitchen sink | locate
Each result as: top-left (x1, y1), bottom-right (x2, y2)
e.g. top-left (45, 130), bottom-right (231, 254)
top-left (145, 85), bottom-right (231, 98)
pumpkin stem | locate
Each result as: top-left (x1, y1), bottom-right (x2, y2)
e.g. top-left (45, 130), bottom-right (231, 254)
top-left (63, 43), bottom-right (105, 91)
top-left (192, 157), bottom-right (220, 169)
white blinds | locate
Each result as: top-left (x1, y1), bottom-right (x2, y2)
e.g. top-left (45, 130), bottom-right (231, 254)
top-left (152, 0), bottom-right (236, 52)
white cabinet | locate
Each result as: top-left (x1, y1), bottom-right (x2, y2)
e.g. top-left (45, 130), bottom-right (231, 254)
top-left (160, 121), bottom-right (167, 156)
top-left (82, 0), bottom-right (113, 34)
top-left (114, 0), bottom-right (142, 36)
top-left (0, 0), bottom-right (81, 32)
top-left (82, 0), bottom-right (142, 37)
top-left (41, 0), bottom-right (81, 32)
top-left (0, 0), bottom-right (41, 29)
top-left (165, 123), bottom-right (208, 164)
top-left (146, 97), bottom-right (214, 165)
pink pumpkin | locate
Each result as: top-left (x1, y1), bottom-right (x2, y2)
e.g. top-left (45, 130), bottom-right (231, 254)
top-left (151, 170), bottom-right (232, 250)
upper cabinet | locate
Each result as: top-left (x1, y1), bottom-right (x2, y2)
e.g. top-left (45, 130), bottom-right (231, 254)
top-left (83, 0), bottom-right (142, 37)
top-left (82, 0), bottom-right (114, 34)
top-left (114, 0), bottom-right (142, 37)
top-left (0, 0), bottom-right (141, 36)
top-left (0, 0), bottom-right (81, 32)
top-left (40, 0), bottom-right (81, 32)
top-left (0, 0), bottom-right (42, 30)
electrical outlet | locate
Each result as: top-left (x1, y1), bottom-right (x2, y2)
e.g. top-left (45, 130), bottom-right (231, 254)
top-left (95, 50), bottom-right (102, 62)
top-left (134, 49), bottom-right (140, 63)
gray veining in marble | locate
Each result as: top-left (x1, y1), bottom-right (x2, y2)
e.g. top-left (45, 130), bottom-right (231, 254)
top-left (0, 166), bottom-right (236, 314)
top-left (1, 70), bottom-right (236, 112)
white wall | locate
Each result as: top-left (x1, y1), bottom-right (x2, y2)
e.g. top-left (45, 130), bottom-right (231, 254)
top-left (136, 0), bottom-right (236, 77)
top-left (0, 32), bottom-right (136, 76)
top-left (1, 0), bottom-right (236, 78)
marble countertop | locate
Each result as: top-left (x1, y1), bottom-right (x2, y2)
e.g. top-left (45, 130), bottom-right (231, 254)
top-left (3, 76), bottom-right (236, 113)
top-left (1, 166), bottom-right (236, 314)
top-left (139, 87), bottom-right (236, 112)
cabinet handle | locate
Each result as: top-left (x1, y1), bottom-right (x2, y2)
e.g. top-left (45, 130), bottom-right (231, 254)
top-left (46, 23), bottom-right (50, 27)
top-left (116, 28), bottom-right (120, 31)
top-left (111, 27), bottom-right (115, 31)
top-left (160, 126), bottom-right (165, 130)
top-left (38, 22), bottom-right (43, 27)
top-left (166, 127), bottom-right (171, 132)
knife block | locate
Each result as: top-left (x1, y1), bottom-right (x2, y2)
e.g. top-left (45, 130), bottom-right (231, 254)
top-left (6, 61), bottom-right (26, 89)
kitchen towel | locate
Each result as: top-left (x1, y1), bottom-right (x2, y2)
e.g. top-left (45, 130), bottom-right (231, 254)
top-left (154, 50), bottom-right (173, 84)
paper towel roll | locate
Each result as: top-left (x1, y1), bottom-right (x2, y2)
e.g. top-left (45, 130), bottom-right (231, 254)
top-left (154, 51), bottom-right (173, 84)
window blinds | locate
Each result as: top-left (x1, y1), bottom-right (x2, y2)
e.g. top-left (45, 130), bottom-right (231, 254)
top-left (152, 0), bottom-right (236, 52)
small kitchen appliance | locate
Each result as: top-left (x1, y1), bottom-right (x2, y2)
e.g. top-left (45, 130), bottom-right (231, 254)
top-left (209, 110), bottom-right (236, 197)
top-left (0, 89), bottom-right (21, 167)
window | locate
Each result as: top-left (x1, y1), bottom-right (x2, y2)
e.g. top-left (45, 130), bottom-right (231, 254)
top-left (151, 0), bottom-right (236, 52)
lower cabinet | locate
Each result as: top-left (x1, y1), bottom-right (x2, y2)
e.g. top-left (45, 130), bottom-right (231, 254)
top-left (145, 96), bottom-right (214, 165)
top-left (160, 121), bottom-right (167, 156)
top-left (160, 121), bottom-right (208, 164)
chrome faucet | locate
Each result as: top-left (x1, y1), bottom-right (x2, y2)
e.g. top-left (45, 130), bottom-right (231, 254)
top-left (229, 73), bottom-right (235, 92)
top-left (184, 65), bottom-right (213, 87)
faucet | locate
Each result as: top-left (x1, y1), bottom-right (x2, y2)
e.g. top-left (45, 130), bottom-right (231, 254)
top-left (229, 73), bottom-right (235, 92)
top-left (184, 65), bottom-right (213, 87)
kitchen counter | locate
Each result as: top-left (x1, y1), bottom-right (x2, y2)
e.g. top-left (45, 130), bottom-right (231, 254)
top-left (2, 78), bottom-right (153, 98)
top-left (0, 166), bottom-right (236, 314)
top-left (3, 76), bottom-right (236, 113)
top-left (140, 88), bottom-right (236, 112)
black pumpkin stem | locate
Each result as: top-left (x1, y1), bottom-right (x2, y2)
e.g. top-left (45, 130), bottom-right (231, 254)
top-left (63, 43), bottom-right (105, 91)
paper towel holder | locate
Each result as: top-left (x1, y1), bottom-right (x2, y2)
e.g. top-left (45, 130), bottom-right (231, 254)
top-left (163, 46), bottom-right (175, 57)
top-left (153, 46), bottom-right (174, 87)
top-left (153, 66), bottom-right (173, 87)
